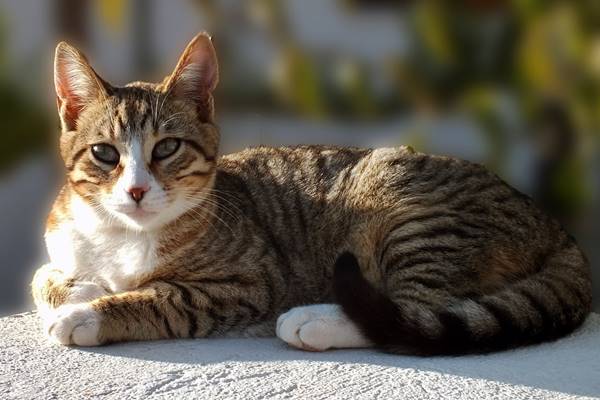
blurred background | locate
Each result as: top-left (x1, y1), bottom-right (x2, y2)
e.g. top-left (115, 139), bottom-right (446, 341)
top-left (0, 0), bottom-right (599, 316)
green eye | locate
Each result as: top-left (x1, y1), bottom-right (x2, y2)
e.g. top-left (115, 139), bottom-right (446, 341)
top-left (91, 144), bottom-right (120, 165)
top-left (152, 138), bottom-right (181, 160)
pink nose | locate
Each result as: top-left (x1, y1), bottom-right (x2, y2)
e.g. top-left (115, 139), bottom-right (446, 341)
top-left (127, 186), bottom-right (149, 203)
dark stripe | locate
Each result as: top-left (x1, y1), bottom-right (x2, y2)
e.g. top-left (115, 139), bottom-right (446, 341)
top-left (118, 111), bottom-right (127, 134)
top-left (491, 193), bottom-right (512, 204)
top-left (380, 211), bottom-right (459, 261)
top-left (169, 282), bottom-right (198, 338)
top-left (550, 273), bottom-right (589, 309)
top-left (168, 153), bottom-right (196, 171)
top-left (405, 225), bottom-right (480, 241)
top-left (438, 309), bottom-right (471, 353)
top-left (138, 111), bottom-right (149, 131)
top-left (236, 178), bottom-right (293, 285)
top-left (259, 266), bottom-right (276, 315)
top-left (537, 277), bottom-right (570, 325)
top-left (185, 140), bottom-right (215, 162)
top-left (518, 287), bottom-right (552, 334)
top-left (480, 297), bottom-right (522, 348)
top-left (385, 254), bottom-right (438, 272)
top-left (440, 171), bottom-right (494, 203)
top-left (458, 218), bottom-right (505, 236)
top-left (166, 292), bottom-right (186, 320)
top-left (497, 207), bottom-right (529, 228)
top-left (238, 299), bottom-right (262, 320)
top-left (227, 310), bottom-right (246, 330)
top-left (185, 282), bottom-right (227, 335)
top-left (414, 156), bottom-right (428, 172)
top-left (293, 189), bottom-right (309, 248)
top-left (388, 291), bottom-right (438, 307)
top-left (144, 303), bottom-right (164, 334)
top-left (398, 275), bottom-right (446, 289)
top-left (175, 170), bottom-right (212, 180)
top-left (384, 226), bottom-right (480, 259)
top-left (69, 178), bottom-right (98, 186)
top-left (67, 148), bottom-right (88, 171)
top-left (388, 265), bottom-right (451, 284)
top-left (193, 274), bottom-right (255, 287)
top-left (432, 171), bottom-right (454, 188)
top-left (394, 245), bottom-right (460, 265)
top-left (205, 308), bottom-right (226, 335)
top-left (388, 211), bottom-right (457, 234)
top-left (450, 196), bottom-right (479, 212)
top-left (148, 302), bottom-right (174, 339)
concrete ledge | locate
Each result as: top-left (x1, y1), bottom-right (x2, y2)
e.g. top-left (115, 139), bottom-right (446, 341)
top-left (1, 312), bottom-right (600, 399)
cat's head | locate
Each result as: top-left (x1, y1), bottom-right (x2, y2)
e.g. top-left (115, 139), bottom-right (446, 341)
top-left (54, 33), bottom-right (219, 231)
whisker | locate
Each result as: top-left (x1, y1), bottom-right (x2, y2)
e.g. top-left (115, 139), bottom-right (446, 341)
top-left (183, 195), bottom-right (235, 233)
top-left (157, 81), bottom-right (177, 123)
top-left (181, 191), bottom-right (242, 224)
top-left (160, 112), bottom-right (186, 128)
top-left (182, 194), bottom-right (241, 224)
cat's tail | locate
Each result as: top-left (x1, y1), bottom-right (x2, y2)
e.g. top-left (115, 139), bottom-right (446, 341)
top-left (333, 248), bottom-right (592, 355)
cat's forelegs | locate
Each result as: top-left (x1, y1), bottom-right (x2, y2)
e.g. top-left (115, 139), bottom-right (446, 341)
top-left (45, 280), bottom-right (266, 346)
top-left (276, 304), bottom-right (372, 351)
top-left (31, 263), bottom-right (109, 344)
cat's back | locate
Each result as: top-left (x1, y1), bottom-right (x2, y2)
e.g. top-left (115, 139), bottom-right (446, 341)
top-left (219, 145), bottom-right (372, 179)
top-left (217, 144), bottom-right (562, 244)
top-left (216, 145), bottom-right (423, 197)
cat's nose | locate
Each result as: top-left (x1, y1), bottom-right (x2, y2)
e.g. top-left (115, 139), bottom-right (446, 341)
top-left (127, 186), bottom-right (149, 203)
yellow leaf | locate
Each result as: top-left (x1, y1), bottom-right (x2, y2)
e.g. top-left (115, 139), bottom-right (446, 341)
top-left (98, 0), bottom-right (125, 31)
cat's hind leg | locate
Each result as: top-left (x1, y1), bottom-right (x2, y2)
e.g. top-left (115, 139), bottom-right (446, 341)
top-left (276, 304), bottom-right (372, 351)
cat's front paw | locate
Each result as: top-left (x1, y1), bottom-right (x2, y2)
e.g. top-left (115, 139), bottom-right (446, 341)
top-left (276, 304), bottom-right (371, 352)
top-left (46, 303), bottom-right (101, 346)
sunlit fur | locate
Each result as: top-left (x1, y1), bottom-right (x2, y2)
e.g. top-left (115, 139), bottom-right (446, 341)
top-left (32, 33), bottom-right (591, 354)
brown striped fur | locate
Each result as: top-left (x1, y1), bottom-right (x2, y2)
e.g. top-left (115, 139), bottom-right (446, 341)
top-left (31, 33), bottom-right (592, 354)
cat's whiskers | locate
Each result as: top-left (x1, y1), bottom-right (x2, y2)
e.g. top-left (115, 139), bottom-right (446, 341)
top-left (205, 190), bottom-right (243, 214)
top-left (183, 193), bottom-right (241, 224)
top-left (160, 112), bottom-right (186, 128)
top-left (152, 91), bottom-right (161, 126)
top-left (182, 194), bottom-right (235, 233)
top-left (180, 198), bottom-right (220, 235)
top-left (181, 190), bottom-right (241, 224)
top-left (156, 81), bottom-right (178, 123)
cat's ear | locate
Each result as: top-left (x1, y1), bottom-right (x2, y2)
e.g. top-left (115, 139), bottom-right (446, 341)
top-left (164, 32), bottom-right (219, 121)
top-left (54, 42), bottom-right (111, 131)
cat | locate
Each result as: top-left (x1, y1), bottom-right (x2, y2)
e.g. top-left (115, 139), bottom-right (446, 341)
top-left (31, 32), bottom-right (592, 355)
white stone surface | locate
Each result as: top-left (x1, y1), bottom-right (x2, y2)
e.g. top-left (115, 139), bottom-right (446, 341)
top-left (1, 312), bottom-right (600, 400)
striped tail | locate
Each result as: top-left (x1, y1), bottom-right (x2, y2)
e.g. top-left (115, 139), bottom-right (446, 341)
top-left (333, 248), bottom-right (592, 355)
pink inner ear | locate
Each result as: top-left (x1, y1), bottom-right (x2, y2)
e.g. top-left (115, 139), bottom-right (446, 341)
top-left (54, 66), bottom-right (83, 130)
top-left (169, 34), bottom-right (219, 101)
top-left (54, 43), bottom-right (110, 130)
top-left (56, 95), bottom-right (81, 130)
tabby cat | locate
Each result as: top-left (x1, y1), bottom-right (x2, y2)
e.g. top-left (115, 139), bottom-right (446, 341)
top-left (31, 33), bottom-right (592, 355)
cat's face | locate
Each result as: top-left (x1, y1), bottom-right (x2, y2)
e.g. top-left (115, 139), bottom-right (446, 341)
top-left (54, 34), bottom-right (219, 231)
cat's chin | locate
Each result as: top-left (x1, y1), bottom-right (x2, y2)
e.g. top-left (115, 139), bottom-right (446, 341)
top-left (111, 204), bottom-right (188, 232)
top-left (114, 211), bottom-right (164, 232)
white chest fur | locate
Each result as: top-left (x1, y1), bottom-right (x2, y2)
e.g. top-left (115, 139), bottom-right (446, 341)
top-left (45, 197), bottom-right (158, 292)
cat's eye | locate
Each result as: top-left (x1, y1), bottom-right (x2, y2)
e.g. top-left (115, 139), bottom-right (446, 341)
top-left (91, 144), bottom-right (120, 165)
top-left (152, 138), bottom-right (181, 160)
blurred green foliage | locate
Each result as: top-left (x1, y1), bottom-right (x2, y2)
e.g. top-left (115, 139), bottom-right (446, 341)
top-left (1, 0), bottom-right (597, 220)
top-left (0, 15), bottom-right (51, 173)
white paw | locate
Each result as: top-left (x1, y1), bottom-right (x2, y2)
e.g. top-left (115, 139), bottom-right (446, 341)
top-left (276, 304), bottom-right (371, 352)
top-left (46, 303), bottom-right (101, 346)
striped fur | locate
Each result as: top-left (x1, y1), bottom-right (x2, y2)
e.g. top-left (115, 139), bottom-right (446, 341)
top-left (31, 33), bottom-right (591, 353)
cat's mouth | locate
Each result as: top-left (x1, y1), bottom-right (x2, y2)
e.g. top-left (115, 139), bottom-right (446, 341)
top-left (120, 207), bottom-right (158, 220)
